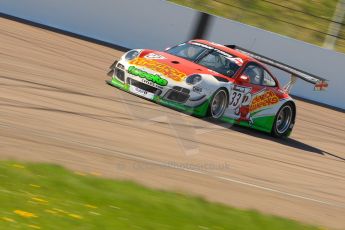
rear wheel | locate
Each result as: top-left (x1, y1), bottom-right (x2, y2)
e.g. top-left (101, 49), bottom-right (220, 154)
top-left (208, 89), bottom-right (228, 119)
top-left (272, 103), bottom-right (295, 137)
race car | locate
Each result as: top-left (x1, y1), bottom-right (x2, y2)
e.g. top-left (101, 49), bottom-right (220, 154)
top-left (106, 40), bottom-right (328, 137)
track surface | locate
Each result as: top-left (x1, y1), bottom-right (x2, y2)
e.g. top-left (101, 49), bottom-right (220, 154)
top-left (1, 18), bottom-right (344, 229)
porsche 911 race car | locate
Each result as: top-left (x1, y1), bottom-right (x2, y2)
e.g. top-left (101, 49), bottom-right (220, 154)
top-left (106, 40), bottom-right (328, 137)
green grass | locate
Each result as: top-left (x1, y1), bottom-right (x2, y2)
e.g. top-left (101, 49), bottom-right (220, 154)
top-left (169, 0), bottom-right (345, 53)
top-left (0, 161), bottom-right (321, 230)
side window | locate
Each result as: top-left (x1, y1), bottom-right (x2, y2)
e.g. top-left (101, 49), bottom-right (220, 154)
top-left (242, 64), bottom-right (263, 85)
top-left (263, 70), bottom-right (277, 87)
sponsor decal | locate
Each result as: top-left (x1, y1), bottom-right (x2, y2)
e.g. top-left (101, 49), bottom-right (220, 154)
top-left (314, 80), bottom-right (328, 91)
top-left (228, 85), bottom-right (253, 124)
top-left (128, 66), bottom-right (168, 86)
top-left (144, 53), bottom-right (166, 60)
top-left (249, 91), bottom-right (279, 112)
top-left (141, 78), bottom-right (154, 87)
top-left (209, 41), bottom-right (224, 47)
top-left (229, 85), bottom-right (252, 109)
top-left (192, 86), bottom-right (202, 93)
top-left (129, 85), bottom-right (154, 100)
top-left (190, 41), bottom-right (243, 66)
top-left (228, 86), bottom-right (278, 125)
top-left (190, 42), bottom-right (215, 51)
top-left (129, 58), bottom-right (186, 82)
top-left (190, 41), bottom-right (233, 59)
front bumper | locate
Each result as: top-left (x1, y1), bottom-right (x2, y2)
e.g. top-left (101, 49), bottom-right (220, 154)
top-left (106, 60), bottom-right (210, 117)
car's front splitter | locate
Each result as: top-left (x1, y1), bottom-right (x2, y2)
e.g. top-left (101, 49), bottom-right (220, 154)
top-left (107, 77), bottom-right (210, 117)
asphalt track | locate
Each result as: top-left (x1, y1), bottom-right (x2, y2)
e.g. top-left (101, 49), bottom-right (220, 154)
top-left (0, 17), bottom-right (344, 229)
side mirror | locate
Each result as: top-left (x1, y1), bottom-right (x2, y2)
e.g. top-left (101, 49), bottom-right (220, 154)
top-left (237, 75), bottom-right (250, 84)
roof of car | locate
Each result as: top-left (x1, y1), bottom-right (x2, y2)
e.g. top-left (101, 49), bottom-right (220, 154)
top-left (190, 39), bottom-right (253, 62)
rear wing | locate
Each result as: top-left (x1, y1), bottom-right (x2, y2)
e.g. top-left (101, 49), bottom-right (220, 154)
top-left (225, 45), bottom-right (329, 91)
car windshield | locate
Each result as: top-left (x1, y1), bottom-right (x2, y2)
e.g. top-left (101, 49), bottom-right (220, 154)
top-left (197, 51), bottom-right (241, 77)
top-left (166, 43), bottom-right (241, 78)
top-left (165, 43), bottom-right (206, 61)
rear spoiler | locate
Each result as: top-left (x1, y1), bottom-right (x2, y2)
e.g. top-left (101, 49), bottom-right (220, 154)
top-left (225, 45), bottom-right (329, 91)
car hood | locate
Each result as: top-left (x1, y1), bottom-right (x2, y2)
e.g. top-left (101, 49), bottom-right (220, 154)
top-left (127, 49), bottom-right (232, 82)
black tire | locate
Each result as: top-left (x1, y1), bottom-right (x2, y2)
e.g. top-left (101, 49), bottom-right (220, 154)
top-left (271, 102), bottom-right (295, 138)
top-left (207, 88), bottom-right (228, 119)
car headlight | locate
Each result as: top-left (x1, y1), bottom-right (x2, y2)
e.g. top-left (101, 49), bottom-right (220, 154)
top-left (125, 50), bottom-right (139, 61)
top-left (186, 74), bottom-right (202, 85)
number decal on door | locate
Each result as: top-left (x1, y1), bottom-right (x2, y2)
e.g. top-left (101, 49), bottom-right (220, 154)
top-left (229, 91), bottom-right (244, 109)
top-left (228, 85), bottom-right (253, 113)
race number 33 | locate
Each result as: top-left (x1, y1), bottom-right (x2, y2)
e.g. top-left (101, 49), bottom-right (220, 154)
top-left (228, 86), bottom-right (252, 110)
top-left (229, 91), bottom-right (244, 108)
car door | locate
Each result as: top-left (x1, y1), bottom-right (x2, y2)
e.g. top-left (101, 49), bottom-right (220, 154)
top-left (224, 62), bottom-right (266, 123)
top-left (224, 61), bottom-right (281, 128)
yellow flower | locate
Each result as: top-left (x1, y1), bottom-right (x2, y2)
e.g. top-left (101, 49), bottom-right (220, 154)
top-left (90, 172), bottom-right (102, 176)
top-left (68, 213), bottom-right (83, 219)
top-left (27, 224), bottom-right (41, 229)
top-left (11, 164), bottom-right (25, 169)
top-left (89, 211), bottom-right (101, 216)
top-left (2, 217), bottom-right (15, 222)
top-left (29, 184), bottom-right (41, 188)
top-left (31, 197), bottom-right (48, 203)
top-left (52, 208), bottom-right (68, 214)
top-left (84, 204), bottom-right (98, 209)
top-left (74, 171), bottom-right (86, 176)
top-left (14, 210), bottom-right (37, 218)
top-left (45, 209), bottom-right (58, 214)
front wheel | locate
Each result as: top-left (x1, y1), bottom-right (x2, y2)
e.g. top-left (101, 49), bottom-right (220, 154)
top-left (271, 103), bottom-right (295, 137)
top-left (207, 89), bottom-right (228, 119)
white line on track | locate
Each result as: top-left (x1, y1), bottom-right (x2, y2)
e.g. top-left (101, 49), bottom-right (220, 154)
top-left (1, 122), bottom-right (344, 209)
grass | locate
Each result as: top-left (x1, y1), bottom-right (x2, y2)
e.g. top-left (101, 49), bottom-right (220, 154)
top-left (169, 0), bottom-right (345, 53)
top-left (0, 161), bottom-right (321, 229)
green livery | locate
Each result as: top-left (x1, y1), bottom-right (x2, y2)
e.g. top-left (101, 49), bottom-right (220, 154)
top-left (108, 78), bottom-right (210, 117)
